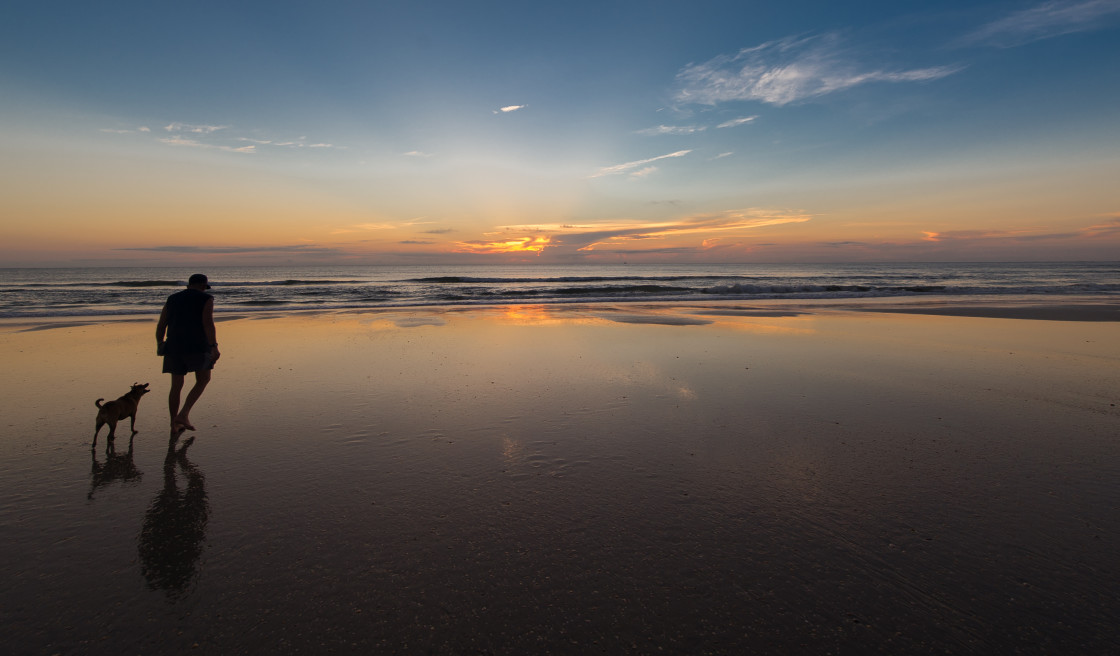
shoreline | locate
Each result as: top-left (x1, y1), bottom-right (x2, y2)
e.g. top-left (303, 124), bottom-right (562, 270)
top-left (2, 294), bottom-right (1117, 333)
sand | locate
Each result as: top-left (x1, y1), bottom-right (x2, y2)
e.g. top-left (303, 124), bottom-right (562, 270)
top-left (1, 302), bottom-right (1118, 654)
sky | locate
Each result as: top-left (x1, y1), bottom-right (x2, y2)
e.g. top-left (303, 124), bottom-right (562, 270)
top-left (2, 0), bottom-right (1119, 266)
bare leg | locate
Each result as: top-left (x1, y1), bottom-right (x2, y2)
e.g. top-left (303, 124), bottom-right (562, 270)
top-left (173, 369), bottom-right (211, 431)
top-left (169, 374), bottom-right (186, 429)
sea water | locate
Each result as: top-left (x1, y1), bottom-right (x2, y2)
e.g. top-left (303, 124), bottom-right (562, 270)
top-left (0, 261), bottom-right (1116, 319)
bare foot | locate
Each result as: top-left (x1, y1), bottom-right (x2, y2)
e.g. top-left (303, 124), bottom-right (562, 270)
top-left (172, 417), bottom-right (196, 431)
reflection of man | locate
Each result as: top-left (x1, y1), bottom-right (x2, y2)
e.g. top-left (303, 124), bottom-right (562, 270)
top-left (139, 437), bottom-right (208, 599)
top-left (157, 274), bottom-right (220, 432)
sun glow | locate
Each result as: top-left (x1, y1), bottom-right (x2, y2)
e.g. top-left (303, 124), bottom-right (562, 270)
top-left (496, 304), bottom-right (571, 325)
top-left (454, 236), bottom-right (552, 254)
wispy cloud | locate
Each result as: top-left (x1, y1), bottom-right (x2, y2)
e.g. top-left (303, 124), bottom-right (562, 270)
top-left (271, 138), bottom-right (339, 149)
top-left (164, 122), bottom-right (228, 134)
top-left (591, 150), bottom-right (692, 178)
top-left (635, 125), bottom-right (706, 136)
top-left (330, 219), bottom-right (452, 236)
top-left (495, 104), bottom-right (527, 113)
top-left (403, 150), bottom-right (433, 157)
top-left (922, 217), bottom-right (1120, 244)
top-left (961, 0), bottom-right (1120, 47)
top-left (330, 223), bottom-right (398, 234)
top-left (717, 116), bottom-right (758, 128)
top-left (100, 126), bottom-right (151, 134)
top-left (675, 35), bottom-right (961, 106)
top-left (104, 121), bottom-right (340, 154)
top-left (158, 137), bottom-right (256, 153)
top-left (1085, 215), bottom-right (1120, 237)
top-left (498, 208), bottom-right (812, 255)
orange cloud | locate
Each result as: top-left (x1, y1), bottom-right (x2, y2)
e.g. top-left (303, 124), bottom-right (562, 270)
top-left (1082, 216), bottom-right (1120, 238)
top-left (454, 235), bottom-right (552, 255)
top-left (564, 208), bottom-right (812, 252)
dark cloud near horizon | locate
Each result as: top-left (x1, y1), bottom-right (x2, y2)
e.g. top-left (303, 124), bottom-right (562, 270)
top-left (823, 241), bottom-right (871, 247)
top-left (573, 245), bottom-right (711, 257)
top-left (116, 245), bottom-right (343, 255)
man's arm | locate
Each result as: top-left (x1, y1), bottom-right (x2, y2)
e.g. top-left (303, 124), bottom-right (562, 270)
top-left (203, 297), bottom-right (220, 360)
top-left (156, 303), bottom-right (170, 343)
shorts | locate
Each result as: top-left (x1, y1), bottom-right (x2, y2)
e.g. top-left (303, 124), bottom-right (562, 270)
top-left (162, 350), bottom-right (215, 376)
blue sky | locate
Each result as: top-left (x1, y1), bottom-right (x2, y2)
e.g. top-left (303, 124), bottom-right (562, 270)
top-left (2, 0), bottom-right (1119, 265)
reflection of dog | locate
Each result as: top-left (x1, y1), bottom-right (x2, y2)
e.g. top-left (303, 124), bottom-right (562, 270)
top-left (88, 440), bottom-right (143, 500)
top-left (94, 382), bottom-right (150, 448)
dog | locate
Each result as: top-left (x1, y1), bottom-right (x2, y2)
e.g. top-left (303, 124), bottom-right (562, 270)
top-left (94, 382), bottom-right (150, 449)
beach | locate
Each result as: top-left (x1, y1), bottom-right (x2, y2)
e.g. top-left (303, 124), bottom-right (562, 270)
top-left (1, 302), bottom-right (1118, 654)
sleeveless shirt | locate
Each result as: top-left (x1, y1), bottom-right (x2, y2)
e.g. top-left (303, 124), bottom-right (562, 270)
top-left (163, 288), bottom-right (212, 354)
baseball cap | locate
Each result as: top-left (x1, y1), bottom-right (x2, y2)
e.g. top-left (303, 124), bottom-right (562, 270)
top-left (188, 273), bottom-right (212, 289)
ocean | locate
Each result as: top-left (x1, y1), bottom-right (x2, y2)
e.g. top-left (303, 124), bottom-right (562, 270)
top-left (0, 262), bottom-right (1116, 319)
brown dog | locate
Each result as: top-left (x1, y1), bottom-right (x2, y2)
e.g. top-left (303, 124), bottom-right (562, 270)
top-left (94, 382), bottom-right (150, 449)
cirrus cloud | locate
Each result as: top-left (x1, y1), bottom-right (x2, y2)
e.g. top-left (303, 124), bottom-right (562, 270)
top-left (961, 0), bottom-right (1120, 47)
top-left (164, 122), bottom-right (228, 134)
top-left (635, 124), bottom-right (707, 136)
top-left (717, 116), bottom-right (758, 128)
top-left (675, 35), bottom-right (962, 107)
top-left (591, 150), bottom-right (693, 178)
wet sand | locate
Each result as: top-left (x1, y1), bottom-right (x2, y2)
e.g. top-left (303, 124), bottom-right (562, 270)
top-left (1, 302), bottom-right (1118, 654)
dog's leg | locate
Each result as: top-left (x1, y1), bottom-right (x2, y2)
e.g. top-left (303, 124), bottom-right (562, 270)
top-left (129, 413), bottom-right (138, 435)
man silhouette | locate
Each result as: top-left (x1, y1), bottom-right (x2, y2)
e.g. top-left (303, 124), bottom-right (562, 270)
top-left (156, 273), bottom-right (220, 432)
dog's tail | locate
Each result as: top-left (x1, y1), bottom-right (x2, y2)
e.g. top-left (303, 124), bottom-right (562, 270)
top-left (95, 398), bottom-right (104, 408)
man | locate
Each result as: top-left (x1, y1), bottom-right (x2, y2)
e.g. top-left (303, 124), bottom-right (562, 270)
top-left (156, 273), bottom-right (220, 433)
